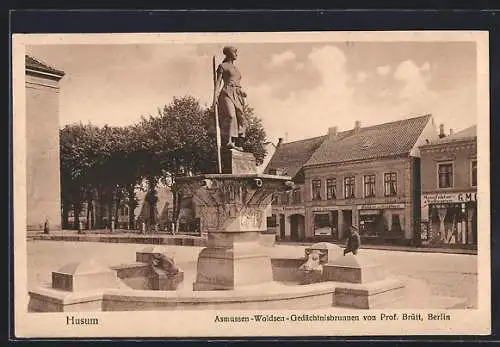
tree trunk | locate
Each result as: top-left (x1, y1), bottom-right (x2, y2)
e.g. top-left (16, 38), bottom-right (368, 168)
top-left (108, 202), bottom-right (113, 229)
top-left (86, 199), bottom-right (92, 230)
top-left (172, 187), bottom-right (181, 234)
top-left (62, 202), bottom-right (69, 229)
top-left (144, 178), bottom-right (157, 233)
top-left (114, 198), bottom-right (121, 228)
top-left (127, 184), bottom-right (137, 230)
top-left (74, 203), bottom-right (81, 230)
top-left (88, 188), bottom-right (96, 230)
top-left (91, 200), bottom-right (96, 229)
top-left (97, 187), bottom-right (104, 229)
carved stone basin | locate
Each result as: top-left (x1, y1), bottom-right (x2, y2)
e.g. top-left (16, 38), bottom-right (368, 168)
top-left (176, 173), bottom-right (293, 291)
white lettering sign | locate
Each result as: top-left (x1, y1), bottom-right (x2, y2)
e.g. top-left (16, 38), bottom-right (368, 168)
top-left (359, 203), bottom-right (405, 210)
top-left (422, 192), bottom-right (477, 205)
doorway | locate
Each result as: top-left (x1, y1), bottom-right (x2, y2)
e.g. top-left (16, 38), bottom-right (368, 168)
top-left (342, 209), bottom-right (352, 239)
top-left (290, 214), bottom-right (305, 241)
top-left (279, 214), bottom-right (285, 240)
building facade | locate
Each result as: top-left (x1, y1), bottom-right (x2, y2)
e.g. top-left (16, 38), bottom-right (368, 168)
top-left (419, 126), bottom-right (477, 248)
top-left (303, 156), bottom-right (420, 244)
top-left (25, 56), bottom-right (65, 231)
top-left (264, 136), bottom-right (326, 241)
top-left (266, 114), bottom-right (439, 245)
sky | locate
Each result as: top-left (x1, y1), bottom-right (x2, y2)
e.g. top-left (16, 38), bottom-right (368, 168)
top-left (26, 40), bottom-right (478, 144)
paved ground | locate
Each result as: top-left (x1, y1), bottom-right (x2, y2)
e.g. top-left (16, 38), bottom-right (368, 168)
top-left (28, 229), bottom-right (477, 255)
top-left (26, 240), bottom-right (478, 309)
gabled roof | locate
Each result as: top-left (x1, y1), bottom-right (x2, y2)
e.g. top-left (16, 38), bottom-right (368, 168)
top-left (419, 124), bottom-right (477, 149)
top-left (439, 125), bottom-right (476, 142)
top-left (25, 55), bottom-right (65, 77)
top-left (264, 135), bottom-right (326, 179)
top-left (304, 114), bottom-right (432, 167)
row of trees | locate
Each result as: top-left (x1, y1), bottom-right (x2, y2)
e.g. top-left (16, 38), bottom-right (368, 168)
top-left (60, 96), bottom-right (267, 231)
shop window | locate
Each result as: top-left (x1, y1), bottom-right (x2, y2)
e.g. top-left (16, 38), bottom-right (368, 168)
top-left (313, 213), bottom-right (332, 236)
top-left (359, 213), bottom-right (383, 237)
top-left (391, 214), bottom-right (402, 232)
top-left (438, 162), bottom-right (453, 188)
top-left (266, 214), bottom-right (277, 228)
top-left (326, 178), bottom-right (337, 200)
top-left (471, 160), bottom-right (477, 187)
top-left (312, 180), bottom-right (322, 201)
top-left (384, 172), bottom-right (397, 196)
top-left (363, 175), bottom-right (376, 197)
top-left (344, 176), bottom-right (355, 199)
top-left (292, 189), bottom-right (301, 204)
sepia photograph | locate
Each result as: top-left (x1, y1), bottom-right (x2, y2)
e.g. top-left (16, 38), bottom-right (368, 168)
top-left (12, 31), bottom-right (490, 338)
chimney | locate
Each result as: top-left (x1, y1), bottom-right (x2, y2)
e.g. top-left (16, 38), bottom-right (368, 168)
top-left (449, 128), bottom-right (454, 136)
top-left (439, 124), bottom-right (445, 138)
top-left (354, 121), bottom-right (361, 133)
top-left (277, 138), bottom-right (283, 147)
top-left (328, 126), bottom-right (338, 136)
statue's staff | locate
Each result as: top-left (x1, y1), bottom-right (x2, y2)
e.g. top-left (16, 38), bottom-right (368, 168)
top-left (212, 55), bottom-right (222, 174)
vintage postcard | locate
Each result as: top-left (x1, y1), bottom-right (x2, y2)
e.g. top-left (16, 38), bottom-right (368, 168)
top-left (12, 31), bottom-right (490, 338)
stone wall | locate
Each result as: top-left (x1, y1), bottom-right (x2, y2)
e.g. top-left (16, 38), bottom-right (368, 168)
top-left (26, 72), bottom-right (63, 230)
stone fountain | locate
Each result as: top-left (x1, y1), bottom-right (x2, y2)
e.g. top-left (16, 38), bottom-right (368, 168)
top-left (177, 158), bottom-right (293, 290)
top-left (28, 150), bottom-right (467, 312)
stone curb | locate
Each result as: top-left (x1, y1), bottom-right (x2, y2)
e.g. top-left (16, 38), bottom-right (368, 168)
top-left (275, 241), bottom-right (477, 255)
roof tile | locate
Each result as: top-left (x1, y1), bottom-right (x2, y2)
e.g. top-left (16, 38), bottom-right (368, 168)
top-left (25, 55), bottom-right (65, 76)
top-left (304, 114), bottom-right (432, 167)
top-left (264, 135), bottom-right (326, 179)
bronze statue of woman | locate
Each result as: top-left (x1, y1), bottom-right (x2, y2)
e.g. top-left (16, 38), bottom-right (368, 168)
top-left (213, 46), bottom-right (247, 151)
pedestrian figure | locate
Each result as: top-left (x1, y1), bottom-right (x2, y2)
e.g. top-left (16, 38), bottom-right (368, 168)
top-left (343, 226), bottom-right (361, 256)
top-left (43, 218), bottom-right (50, 234)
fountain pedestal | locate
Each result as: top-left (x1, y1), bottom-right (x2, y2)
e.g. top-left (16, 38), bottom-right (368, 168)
top-left (193, 231), bottom-right (273, 290)
top-left (177, 172), bottom-right (292, 291)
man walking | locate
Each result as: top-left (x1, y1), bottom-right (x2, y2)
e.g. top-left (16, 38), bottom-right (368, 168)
top-left (343, 225), bottom-right (361, 256)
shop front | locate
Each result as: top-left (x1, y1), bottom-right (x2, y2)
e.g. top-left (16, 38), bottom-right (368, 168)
top-left (421, 192), bottom-right (477, 247)
top-left (358, 203), bottom-right (406, 243)
top-left (311, 208), bottom-right (339, 241)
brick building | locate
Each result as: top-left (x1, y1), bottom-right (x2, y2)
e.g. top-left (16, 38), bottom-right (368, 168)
top-left (419, 125), bottom-right (477, 248)
top-left (265, 114), bottom-right (439, 245)
top-left (25, 56), bottom-right (65, 231)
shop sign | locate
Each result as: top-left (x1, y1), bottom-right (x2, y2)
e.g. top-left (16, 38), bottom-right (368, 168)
top-left (359, 209), bottom-right (381, 215)
top-left (359, 203), bottom-right (405, 210)
top-left (312, 206), bottom-right (338, 212)
top-left (422, 192), bottom-right (477, 205)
